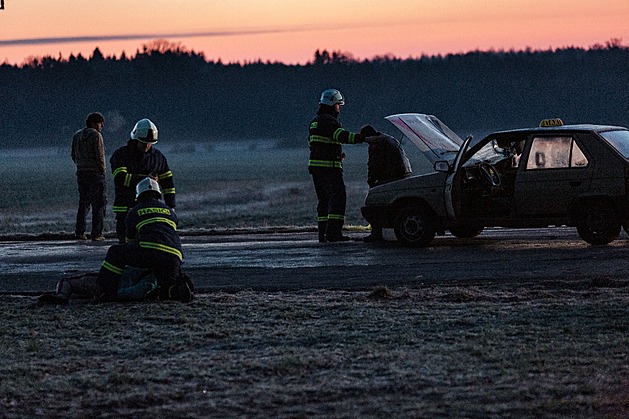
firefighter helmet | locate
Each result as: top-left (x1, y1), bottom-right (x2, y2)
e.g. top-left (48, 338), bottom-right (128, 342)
top-left (130, 118), bottom-right (158, 144)
top-left (136, 177), bottom-right (162, 199)
top-left (319, 89), bottom-right (345, 106)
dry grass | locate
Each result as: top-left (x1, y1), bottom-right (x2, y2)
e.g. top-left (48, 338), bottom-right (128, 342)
top-left (2, 283), bottom-right (629, 418)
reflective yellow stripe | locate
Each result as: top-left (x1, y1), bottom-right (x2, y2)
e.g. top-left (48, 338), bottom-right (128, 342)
top-left (139, 241), bottom-right (182, 260)
top-left (308, 159), bottom-right (342, 168)
top-left (123, 173), bottom-right (132, 187)
top-left (332, 128), bottom-right (345, 141)
top-left (112, 206), bottom-right (129, 213)
top-left (112, 167), bottom-right (128, 177)
top-left (136, 217), bottom-right (177, 232)
top-left (102, 261), bottom-right (124, 275)
top-left (328, 213), bottom-right (345, 221)
top-left (317, 216), bottom-right (328, 222)
top-left (308, 135), bottom-right (340, 146)
top-left (158, 171), bottom-right (173, 180)
top-left (162, 188), bottom-right (175, 195)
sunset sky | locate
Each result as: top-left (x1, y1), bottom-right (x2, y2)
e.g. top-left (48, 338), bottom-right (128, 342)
top-left (1, 0), bottom-right (628, 65)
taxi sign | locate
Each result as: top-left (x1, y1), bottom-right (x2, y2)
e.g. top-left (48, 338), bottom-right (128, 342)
top-left (539, 118), bottom-right (564, 127)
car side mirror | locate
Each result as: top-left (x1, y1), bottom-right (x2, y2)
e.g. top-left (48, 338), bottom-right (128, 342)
top-left (434, 161), bottom-right (450, 173)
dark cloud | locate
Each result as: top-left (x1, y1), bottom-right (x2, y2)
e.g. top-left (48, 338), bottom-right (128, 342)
top-left (0, 29), bottom-right (288, 46)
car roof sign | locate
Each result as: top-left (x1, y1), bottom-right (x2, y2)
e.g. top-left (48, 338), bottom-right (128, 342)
top-left (539, 118), bottom-right (564, 127)
top-left (385, 113), bottom-right (463, 163)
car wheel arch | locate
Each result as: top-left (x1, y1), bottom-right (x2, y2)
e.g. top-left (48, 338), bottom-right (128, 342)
top-left (571, 196), bottom-right (621, 245)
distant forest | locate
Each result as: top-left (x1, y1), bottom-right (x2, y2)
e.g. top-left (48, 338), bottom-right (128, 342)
top-left (1, 39), bottom-right (628, 149)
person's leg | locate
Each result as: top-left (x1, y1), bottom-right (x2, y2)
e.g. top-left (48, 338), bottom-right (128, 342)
top-left (311, 172), bottom-right (330, 242)
top-left (96, 243), bottom-right (145, 300)
top-left (115, 211), bottom-right (128, 244)
top-left (152, 253), bottom-right (186, 300)
top-left (75, 172), bottom-right (90, 239)
top-left (90, 173), bottom-right (107, 239)
top-left (326, 170), bottom-right (349, 241)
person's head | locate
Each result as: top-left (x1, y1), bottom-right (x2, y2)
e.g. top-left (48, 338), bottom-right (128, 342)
top-left (85, 112), bottom-right (105, 132)
top-left (130, 118), bottom-right (158, 152)
top-left (135, 177), bottom-right (162, 201)
top-left (360, 124), bottom-right (379, 138)
top-left (319, 89), bottom-right (345, 114)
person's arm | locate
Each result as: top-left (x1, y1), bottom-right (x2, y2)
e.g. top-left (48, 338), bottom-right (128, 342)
top-left (158, 158), bottom-right (176, 208)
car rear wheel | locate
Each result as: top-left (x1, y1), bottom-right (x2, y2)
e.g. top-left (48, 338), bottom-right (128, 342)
top-left (393, 205), bottom-right (436, 247)
top-left (576, 202), bottom-right (620, 245)
top-left (449, 225), bottom-right (484, 239)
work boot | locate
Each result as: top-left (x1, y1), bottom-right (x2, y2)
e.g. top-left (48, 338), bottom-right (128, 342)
top-left (363, 234), bottom-right (385, 243)
top-left (326, 219), bottom-right (351, 242)
top-left (318, 221), bottom-right (328, 243)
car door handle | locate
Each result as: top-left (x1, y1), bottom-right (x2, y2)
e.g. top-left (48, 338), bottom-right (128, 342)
top-left (570, 181), bottom-right (582, 187)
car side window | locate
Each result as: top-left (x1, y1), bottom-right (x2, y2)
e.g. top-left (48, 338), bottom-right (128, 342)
top-left (525, 136), bottom-right (588, 170)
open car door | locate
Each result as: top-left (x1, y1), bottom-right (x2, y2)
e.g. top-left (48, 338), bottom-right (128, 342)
top-left (444, 135), bottom-right (474, 220)
top-left (385, 113), bottom-right (463, 165)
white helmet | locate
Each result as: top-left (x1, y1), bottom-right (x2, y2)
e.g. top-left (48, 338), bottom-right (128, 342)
top-left (319, 89), bottom-right (345, 106)
top-left (130, 118), bottom-right (158, 144)
top-left (136, 177), bottom-right (162, 199)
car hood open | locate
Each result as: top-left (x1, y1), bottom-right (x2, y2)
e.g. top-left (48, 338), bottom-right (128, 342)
top-left (385, 113), bottom-right (463, 164)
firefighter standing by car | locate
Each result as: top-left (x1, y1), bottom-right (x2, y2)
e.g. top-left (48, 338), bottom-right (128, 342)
top-left (110, 118), bottom-right (176, 243)
top-left (308, 88), bottom-right (366, 242)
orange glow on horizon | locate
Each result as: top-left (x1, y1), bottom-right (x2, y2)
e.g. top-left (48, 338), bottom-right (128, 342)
top-left (1, 0), bottom-right (628, 65)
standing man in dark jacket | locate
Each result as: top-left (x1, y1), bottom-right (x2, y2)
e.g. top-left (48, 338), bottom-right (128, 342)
top-left (110, 118), bottom-right (176, 243)
top-left (308, 88), bottom-right (365, 242)
top-left (71, 112), bottom-right (107, 241)
top-left (361, 124), bottom-right (412, 242)
top-left (95, 177), bottom-right (189, 302)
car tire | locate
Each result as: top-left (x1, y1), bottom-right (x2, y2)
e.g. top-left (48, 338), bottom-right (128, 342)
top-left (449, 225), bottom-right (484, 239)
top-left (393, 205), bottom-right (436, 247)
top-left (576, 202), bottom-right (621, 245)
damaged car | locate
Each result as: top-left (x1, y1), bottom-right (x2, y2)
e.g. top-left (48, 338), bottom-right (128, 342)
top-left (361, 113), bottom-right (629, 247)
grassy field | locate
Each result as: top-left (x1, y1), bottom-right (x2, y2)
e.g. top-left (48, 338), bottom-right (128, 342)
top-left (2, 282), bottom-right (629, 417)
top-left (4, 145), bottom-right (629, 417)
top-left (0, 145), bottom-right (377, 235)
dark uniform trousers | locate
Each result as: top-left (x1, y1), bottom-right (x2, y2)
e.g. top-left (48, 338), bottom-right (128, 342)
top-left (311, 168), bottom-right (347, 241)
top-left (75, 170), bottom-right (106, 238)
top-left (97, 243), bottom-right (181, 300)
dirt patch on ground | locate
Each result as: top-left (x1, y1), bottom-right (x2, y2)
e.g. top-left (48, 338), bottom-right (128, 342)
top-left (2, 281), bottom-right (629, 417)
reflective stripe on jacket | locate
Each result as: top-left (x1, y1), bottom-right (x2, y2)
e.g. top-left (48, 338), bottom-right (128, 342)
top-left (308, 106), bottom-right (360, 172)
top-left (110, 140), bottom-right (176, 212)
top-left (125, 197), bottom-right (182, 261)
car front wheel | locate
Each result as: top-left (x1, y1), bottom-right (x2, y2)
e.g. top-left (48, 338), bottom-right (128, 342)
top-left (393, 205), bottom-right (436, 247)
top-left (576, 202), bottom-right (620, 245)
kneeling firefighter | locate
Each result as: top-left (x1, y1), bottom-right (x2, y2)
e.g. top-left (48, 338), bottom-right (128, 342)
top-left (95, 177), bottom-right (190, 302)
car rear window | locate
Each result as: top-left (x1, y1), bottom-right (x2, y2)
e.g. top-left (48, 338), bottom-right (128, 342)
top-left (600, 130), bottom-right (629, 158)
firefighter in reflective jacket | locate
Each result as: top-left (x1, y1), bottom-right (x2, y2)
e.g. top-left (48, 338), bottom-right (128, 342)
top-left (308, 89), bottom-right (365, 242)
top-left (96, 177), bottom-right (187, 302)
top-left (110, 118), bottom-right (176, 243)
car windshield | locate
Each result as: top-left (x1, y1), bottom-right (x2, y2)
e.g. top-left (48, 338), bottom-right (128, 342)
top-left (600, 130), bottom-right (629, 158)
top-left (462, 139), bottom-right (510, 167)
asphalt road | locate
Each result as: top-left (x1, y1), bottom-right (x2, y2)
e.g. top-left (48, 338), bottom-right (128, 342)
top-left (2, 227), bottom-right (629, 294)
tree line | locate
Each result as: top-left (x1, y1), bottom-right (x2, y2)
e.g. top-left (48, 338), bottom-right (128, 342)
top-left (1, 39), bottom-right (628, 149)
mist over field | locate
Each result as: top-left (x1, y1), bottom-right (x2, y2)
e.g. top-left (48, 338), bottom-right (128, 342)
top-left (1, 144), bottom-right (411, 236)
